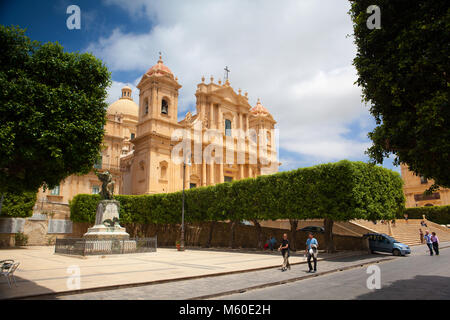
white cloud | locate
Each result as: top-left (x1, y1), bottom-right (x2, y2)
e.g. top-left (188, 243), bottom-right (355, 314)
top-left (92, 0), bottom-right (375, 167)
top-left (106, 79), bottom-right (139, 105)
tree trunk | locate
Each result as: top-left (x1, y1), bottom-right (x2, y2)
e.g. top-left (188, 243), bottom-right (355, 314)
top-left (205, 221), bottom-right (215, 248)
top-left (289, 219), bottom-right (298, 251)
top-left (324, 217), bottom-right (335, 253)
top-left (0, 193), bottom-right (4, 216)
top-left (252, 220), bottom-right (263, 249)
top-left (229, 220), bottom-right (237, 249)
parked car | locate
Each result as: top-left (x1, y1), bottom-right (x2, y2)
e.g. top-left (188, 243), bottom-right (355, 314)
top-left (363, 233), bottom-right (411, 256)
top-left (299, 226), bottom-right (325, 233)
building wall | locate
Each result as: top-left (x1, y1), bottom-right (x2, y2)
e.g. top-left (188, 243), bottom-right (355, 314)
top-left (35, 110), bottom-right (136, 204)
top-left (401, 164), bottom-right (450, 208)
top-left (124, 74), bottom-right (278, 195)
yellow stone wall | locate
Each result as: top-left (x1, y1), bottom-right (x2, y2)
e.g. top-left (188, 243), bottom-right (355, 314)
top-left (401, 164), bottom-right (450, 208)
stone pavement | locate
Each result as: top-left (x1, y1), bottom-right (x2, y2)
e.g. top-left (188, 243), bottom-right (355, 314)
top-left (54, 252), bottom-right (395, 300)
top-left (219, 246), bottom-right (450, 300)
top-left (1, 246), bottom-right (366, 300)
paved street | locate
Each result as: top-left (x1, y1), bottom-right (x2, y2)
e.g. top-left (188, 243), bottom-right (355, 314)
top-left (219, 246), bottom-right (450, 300)
top-left (5, 243), bottom-right (449, 300)
top-left (0, 245), bottom-right (359, 299)
top-left (52, 252), bottom-right (393, 300)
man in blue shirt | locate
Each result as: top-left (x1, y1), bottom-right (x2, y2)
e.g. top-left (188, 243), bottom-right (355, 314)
top-left (306, 233), bottom-right (319, 273)
top-left (424, 230), bottom-right (433, 256)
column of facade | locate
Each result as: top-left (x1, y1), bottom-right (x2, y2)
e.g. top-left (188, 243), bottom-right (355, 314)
top-left (218, 108), bottom-right (223, 132)
top-left (202, 161), bottom-right (207, 186)
top-left (209, 163), bottom-right (215, 185)
top-left (185, 162), bottom-right (190, 189)
top-left (152, 86), bottom-right (158, 117)
top-left (209, 103), bottom-right (214, 129)
top-left (219, 162), bottom-right (224, 183)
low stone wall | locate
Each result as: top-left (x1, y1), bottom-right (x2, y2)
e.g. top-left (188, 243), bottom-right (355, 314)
top-left (69, 221), bottom-right (367, 251)
top-left (0, 234), bottom-right (15, 247)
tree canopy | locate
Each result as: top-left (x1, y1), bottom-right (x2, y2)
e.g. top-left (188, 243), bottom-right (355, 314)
top-left (70, 160), bottom-right (405, 251)
top-left (0, 191), bottom-right (37, 218)
top-left (0, 25), bottom-right (111, 194)
top-left (349, 1), bottom-right (450, 188)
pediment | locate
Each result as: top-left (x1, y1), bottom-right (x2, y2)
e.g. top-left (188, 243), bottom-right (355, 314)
top-left (212, 86), bottom-right (251, 108)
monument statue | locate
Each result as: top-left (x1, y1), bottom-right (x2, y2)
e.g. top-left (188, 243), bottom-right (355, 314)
top-left (96, 170), bottom-right (115, 200)
top-left (83, 170), bottom-right (129, 242)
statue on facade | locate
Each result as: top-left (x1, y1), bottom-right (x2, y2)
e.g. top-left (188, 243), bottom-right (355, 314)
top-left (96, 170), bottom-right (115, 200)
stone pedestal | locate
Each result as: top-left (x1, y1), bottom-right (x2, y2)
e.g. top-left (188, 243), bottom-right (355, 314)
top-left (83, 200), bottom-right (129, 240)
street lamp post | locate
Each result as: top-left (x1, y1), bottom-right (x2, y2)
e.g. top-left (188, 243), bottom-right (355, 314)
top-left (180, 152), bottom-right (190, 251)
top-left (181, 161), bottom-right (186, 251)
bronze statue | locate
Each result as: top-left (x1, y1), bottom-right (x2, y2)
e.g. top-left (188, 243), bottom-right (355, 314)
top-left (96, 170), bottom-right (115, 200)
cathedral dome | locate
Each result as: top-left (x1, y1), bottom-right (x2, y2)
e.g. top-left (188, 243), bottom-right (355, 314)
top-left (107, 86), bottom-right (138, 118)
top-left (146, 55), bottom-right (173, 76)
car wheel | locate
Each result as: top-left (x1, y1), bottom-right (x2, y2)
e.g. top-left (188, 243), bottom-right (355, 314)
top-left (393, 249), bottom-right (401, 256)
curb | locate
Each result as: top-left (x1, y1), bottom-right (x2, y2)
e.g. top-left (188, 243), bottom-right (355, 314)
top-left (189, 257), bottom-right (396, 300)
top-left (11, 251), bottom-right (364, 300)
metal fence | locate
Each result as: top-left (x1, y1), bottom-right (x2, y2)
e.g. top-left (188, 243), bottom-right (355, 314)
top-left (54, 237), bottom-right (157, 256)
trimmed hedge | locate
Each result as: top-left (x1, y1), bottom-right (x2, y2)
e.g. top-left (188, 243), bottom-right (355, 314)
top-left (70, 160), bottom-right (405, 224)
top-left (0, 191), bottom-right (37, 218)
top-left (403, 205), bottom-right (450, 225)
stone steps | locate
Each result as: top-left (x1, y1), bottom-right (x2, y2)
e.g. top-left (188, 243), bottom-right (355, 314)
top-left (349, 219), bottom-right (450, 246)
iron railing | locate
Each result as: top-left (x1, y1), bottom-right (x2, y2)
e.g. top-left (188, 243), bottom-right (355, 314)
top-left (54, 237), bottom-right (157, 256)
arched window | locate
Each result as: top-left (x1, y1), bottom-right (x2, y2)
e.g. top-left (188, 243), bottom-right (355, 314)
top-left (144, 98), bottom-right (149, 115)
top-left (225, 119), bottom-right (232, 136)
top-left (161, 99), bottom-right (169, 115)
top-left (160, 161), bottom-right (168, 180)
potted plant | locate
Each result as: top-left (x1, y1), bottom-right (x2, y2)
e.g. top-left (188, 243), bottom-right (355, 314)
top-left (176, 240), bottom-right (181, 251)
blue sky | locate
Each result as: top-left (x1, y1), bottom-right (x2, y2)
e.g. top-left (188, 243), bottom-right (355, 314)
top-left (1, 0), bottom-right (399, 173)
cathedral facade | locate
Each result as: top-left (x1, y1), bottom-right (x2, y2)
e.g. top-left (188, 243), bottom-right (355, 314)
top-left (120, 56), bottom-right (279, 194)
top-left (36, 56), bottom-right (278, 204)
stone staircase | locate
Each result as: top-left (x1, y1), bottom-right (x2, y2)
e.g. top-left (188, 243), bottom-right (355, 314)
top-left (260, 218), bottom-right (450, 247)
top-left (351, 219), bottom-right (450, 246)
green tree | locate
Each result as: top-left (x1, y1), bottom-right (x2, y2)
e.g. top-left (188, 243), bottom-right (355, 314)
top-left (312, 161), bottom-right (404, 252)
top-left (349, 1), bottom-right (450, 188)
top-left (0, 25), bottom-right (111, 194)
top-left (69, 161), bottom-right (405, 252)
top-left (0, 191), bottom-right (37, 218)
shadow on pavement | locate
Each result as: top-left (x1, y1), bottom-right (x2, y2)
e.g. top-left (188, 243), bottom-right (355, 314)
top-left (0, 275), bottom-right (56, 300)
top-left (357, 275), bottom-right (450, 300)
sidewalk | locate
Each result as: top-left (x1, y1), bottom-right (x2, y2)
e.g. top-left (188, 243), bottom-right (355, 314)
top-left (56, 253), bottom-right (396, 300)
top-left (1, 246), bottom-right (366, 300)
top-left (55, 241), bottom-right (450, 300)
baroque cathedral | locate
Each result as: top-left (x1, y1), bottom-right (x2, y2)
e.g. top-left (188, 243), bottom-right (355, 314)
top-left (37, 56), bottom-right (279, 204)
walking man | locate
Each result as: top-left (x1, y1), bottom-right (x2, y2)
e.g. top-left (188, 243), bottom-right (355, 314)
top-left (278, 233), bottom-right (290, 272)
top-left (424, 230), bottom-right (433, 256)
top-left (431, 232), bottom-right (439, 256)
top-left (306, 233), bottom-right (318, 273)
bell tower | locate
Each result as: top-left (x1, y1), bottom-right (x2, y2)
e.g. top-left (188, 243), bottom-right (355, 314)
top-left (129, 55), bottom-right (183, 195)
top-left (136, 55), bottom-right (182, 137)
